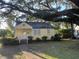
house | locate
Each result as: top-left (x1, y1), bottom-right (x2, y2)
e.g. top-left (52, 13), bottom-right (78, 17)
top-left (14, 21), bottom-right (56, 40)
top-left (74, 26), bottom-right (79, 38)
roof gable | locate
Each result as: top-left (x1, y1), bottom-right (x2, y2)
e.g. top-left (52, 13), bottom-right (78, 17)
top-left (15, 22), bottom-right (32, 29)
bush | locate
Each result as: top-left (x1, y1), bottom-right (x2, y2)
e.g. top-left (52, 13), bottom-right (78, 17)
top-left (2, 38), bottom-right (19, 45)
top-left (0, 30), bottom-right (7, 38)
top-left (42, 36), bottom-right (48, 41)
top-left (28, 36), bottom-right (33, 43)
top-left (35, 37), bottom-right (41, 42)
top-left (59, 29), bottom-right (72, 38)
top-left (28, 36), bottom-right (33, 40)
top-left (50, 36), bottom-right (54, 40)
top-left (53, 34), bottom-right (61, 41)
top-left (6, 29), bottom-right (14, 37)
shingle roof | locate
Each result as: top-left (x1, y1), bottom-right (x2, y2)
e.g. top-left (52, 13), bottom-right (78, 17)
top-left (16, 21), bottom-right (54, 29)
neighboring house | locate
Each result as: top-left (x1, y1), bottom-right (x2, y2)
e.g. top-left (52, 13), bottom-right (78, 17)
top-left (74, 26), bottom-right (79, 38)
top-left (14, 21), bottom-right (56, 40)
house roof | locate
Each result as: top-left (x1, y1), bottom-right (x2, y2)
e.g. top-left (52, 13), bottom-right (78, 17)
top-left (16, 21), bottom-right (54, 29)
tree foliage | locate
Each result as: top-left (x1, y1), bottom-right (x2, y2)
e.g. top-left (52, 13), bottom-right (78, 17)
top-left (0, 29), bottom-right (7, 38)
top-left (0, 0), bottom-right (79, 25)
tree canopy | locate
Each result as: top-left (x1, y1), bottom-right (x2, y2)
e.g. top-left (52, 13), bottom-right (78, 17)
top-left (0, 0), bottom-right (79, 25)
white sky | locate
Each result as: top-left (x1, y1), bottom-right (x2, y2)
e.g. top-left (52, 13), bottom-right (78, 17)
top-left (0, 18), bottom-right (8, 29)
top-left (3, 0), bottom-right (10, 3)
top-left (0, 22), bottom-right (8, 29)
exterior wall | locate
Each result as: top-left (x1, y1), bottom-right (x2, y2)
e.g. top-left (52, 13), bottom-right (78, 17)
top-left (15, 28), bottom-right (56, 40)
top-left (32, 29), bottom-right (40, 40)
top-left (32, 29), bottom-right (56, 40)
top-left (46, 29), bottom-right (56, 39)
top-left (15, 29), bottom-right (32, 37)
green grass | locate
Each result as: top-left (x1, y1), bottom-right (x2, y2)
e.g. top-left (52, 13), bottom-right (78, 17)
top-left (29, 40), bottom-right (79, 59)
top-left (0, 39), bottom-right (2, 48)
top-left (0, 39), bottom-right (79, 59)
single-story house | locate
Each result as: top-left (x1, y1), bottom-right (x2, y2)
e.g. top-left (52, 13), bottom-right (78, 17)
top-left (14, 21), bottom-right (56, 40)
top-left (74, 26), bottom-right (79, 38)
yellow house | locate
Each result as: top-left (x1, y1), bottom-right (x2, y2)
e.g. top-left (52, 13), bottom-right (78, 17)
top-left (15, 21), bottom-right (56, 40)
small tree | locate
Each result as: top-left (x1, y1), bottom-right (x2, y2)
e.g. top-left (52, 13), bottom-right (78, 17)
top-left (6, 29), bottom-right (14, 37)
top-left (59, 29), bottom-right (72, 38)
top-left (0, 30), bottom-right (7, 39)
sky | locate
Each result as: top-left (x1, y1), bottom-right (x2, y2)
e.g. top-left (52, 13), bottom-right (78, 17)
top-left (0, 21), bottom-right (8, 29)
top-left (3, 0), bottom-right (10, 3)
top-left (0, 17), bottom-right (8, 29)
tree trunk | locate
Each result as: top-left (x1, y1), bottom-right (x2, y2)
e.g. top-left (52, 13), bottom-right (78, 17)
top-left (71, 21), bottom-right (74, 39)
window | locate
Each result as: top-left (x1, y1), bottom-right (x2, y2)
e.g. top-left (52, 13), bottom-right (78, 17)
top-left (47, 29), bottom-right (50, 35)
top-left (33, 29), bottom-right (40, 35)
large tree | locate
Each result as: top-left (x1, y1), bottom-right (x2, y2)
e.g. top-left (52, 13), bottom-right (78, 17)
top-left (0, 0), bottom-right (79, 25)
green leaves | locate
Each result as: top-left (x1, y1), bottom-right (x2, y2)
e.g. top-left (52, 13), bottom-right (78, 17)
top-left (0, 29), bottom-right (7, 37)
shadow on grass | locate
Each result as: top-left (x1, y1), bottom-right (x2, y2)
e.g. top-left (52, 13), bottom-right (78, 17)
top-left (0, 40), bottom-right (79, 59)
top-left (0, 45), bottom-right (22, 59)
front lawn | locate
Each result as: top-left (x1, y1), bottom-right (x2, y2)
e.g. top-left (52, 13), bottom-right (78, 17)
top-left (28, 40), bottom-right (79, 59)
top-left (0, 39), bottom-right (2, 48)
top-left (0, 40), bottom-right (79, 59)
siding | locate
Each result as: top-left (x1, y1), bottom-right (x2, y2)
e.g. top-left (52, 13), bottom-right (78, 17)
top-left (32, 29), bottom-right (56, 39)
top-left (15, 29), bottom-right (32, 37)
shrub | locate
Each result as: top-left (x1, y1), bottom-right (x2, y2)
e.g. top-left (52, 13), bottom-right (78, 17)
top-left (28, 36), bottom-right (33, 43)
top-left (6, 29), bottom-right (14, 37)
top-left (50, 36), bottom-right (54, 40)
top-left (35, 37), bottom-right (41, 42)
top-left (59, 29), bottom-right (72, 38)
top-left (20, 40), bottom-right (27, 44)
top-left (28, 36), bottom-right (33, 40)
top-left (0, 30), bottom-right (7, 38)
top-left (53, 34), bottom-right (61, 41)
top-left (42, 36), bottom-right (48, 41)
top-left (2, 38), bottom-right (19, 45)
